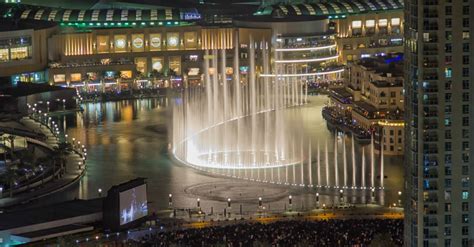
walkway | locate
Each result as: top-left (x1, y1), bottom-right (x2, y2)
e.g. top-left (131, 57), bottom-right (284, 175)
top-left (0, 117), bottom-right (86, 209)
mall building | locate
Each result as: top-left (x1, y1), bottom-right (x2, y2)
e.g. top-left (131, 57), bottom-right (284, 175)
top-left (0, 0), bottom-right (404, 91)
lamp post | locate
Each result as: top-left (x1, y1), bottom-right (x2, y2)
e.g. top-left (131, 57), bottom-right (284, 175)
top-left (258, 197), bottom-right (262, 208)
top-left (0, 186), bottom-right (3, 199)
top-left (62, 99), bottom-right (66, 110)
top-left (316, 193), bottom-right (320, 207)
top-left (398, 191), bottom-right (402, 207)
top-left (288, 195), bottom-right (292, 211)
top-left (197, 198), bottom-right (200, 209)
top-left (98, 188), bottom-right (102, 197)
top-left (339, 189), bottom-right (344, 205)
top-left (371, 188), bottom-right (375, 203)
top-left (168, 194), bottom-right (173, 208)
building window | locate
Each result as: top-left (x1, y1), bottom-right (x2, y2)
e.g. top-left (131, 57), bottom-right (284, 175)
top-left (0, 48), bottom-right (9, 63)
top-left (463, 80), bottom-right (470, 89)
top-left (352, 20), bottom-right (362, 28)
top-left (446, 6), bottom-right (452, 15)
top-left (463, 43), bottom-right (470, 52)
top-left (463, 105), bottom-right (469, 114)
top-left (53, 74), bottom-right (66, 83)
top-left (446, 18), bottom-right (452, 28)
top-left (462, 202), bottom-right (469, 211)
top-left (462, 214), bottom-right (469, 223)
top-left (445, 68), bottom-right (452, 78)
top-left (463, 117), bottom-right (469, 126)
top-left (70, 73), bottom-right (81, 82)
top-left (10, 47), bottom-right (29, 60)
top-left (463, 18), bottom-right (470, 28)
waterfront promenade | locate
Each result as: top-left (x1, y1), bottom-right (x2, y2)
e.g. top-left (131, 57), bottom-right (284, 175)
top-left (0, 116), bottom-right (86, 209)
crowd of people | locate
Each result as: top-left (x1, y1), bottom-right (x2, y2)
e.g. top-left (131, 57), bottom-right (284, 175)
top-left (135, 219), bottom-right (403, 246)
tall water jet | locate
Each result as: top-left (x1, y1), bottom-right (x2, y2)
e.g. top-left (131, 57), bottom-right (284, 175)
top-left (351, 135), bottom-right (356, 187)
top-left (371, 133), bottom-right (375, 188)
top-left (334, 134), bottom-right (339, 188)
top-left (308, 140), bottom-right (312, 186)
top-left (380, 130), bottom-right (384, 188)
top-left (343, 135), bottom-right (347, 188)
top-left (362, 147), bottom-right (366, 188)
top-left (317, 141), bottom-right (321, 187)
top-left (325, 140), bottom-right (330, 187)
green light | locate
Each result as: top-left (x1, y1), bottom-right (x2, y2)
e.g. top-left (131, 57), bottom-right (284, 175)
top-left (96, 23), bottom-right (101, 26)
top-left (150, 22), bottom-right (155, 25)
top-left (158, 22), bottom-right (163, 25)
top-left (124, 22), bottom-right (129, 26)
top-left (89, 23), bottom-right (94, 26)
top-left (166, 22), bottom-right (171, 25)
top-left (132, 22), bottom-right (136, 25)
top-left (60, 23), bottom-right (65, 26)
top-left (104, 23), bottom-right (108, 26)
top-left (141, 22), bottom-right (146, 25)
top-left (111, 23), bottom-right (115, 26)
top-left (174, 21), bottom-right (179, 25)
top-left (117, 23), bottom-right (122, 26)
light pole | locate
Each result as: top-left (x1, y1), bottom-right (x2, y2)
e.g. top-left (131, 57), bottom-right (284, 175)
top-left (0, 186), bottom-right (3, 199)
top-left (371, 188), bottom-right (375, 203)
top-left (98, 188), bottom-right (102, 197)
top-left (197, 198), bottom-right (200, 210)
top-left (339, 189), bottom-right (344, 205)
top-left (398, 191), bottom-right (402, 207)
top-left (168, 194), bottom-right (173, 208)
top-left (62, 99), bottom-right (66, 110)
top-left (288, 195), bottom-right (292, 211)
top-left (316, 193), bottom-right (320, 208)
top-left (258, 197), bottom-right (262, 209)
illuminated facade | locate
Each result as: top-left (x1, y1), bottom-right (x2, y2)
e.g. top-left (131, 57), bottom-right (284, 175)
top-left (0, 0), bottom-right (404, 89)
top-left (328, 56), bottom-right (404, 155)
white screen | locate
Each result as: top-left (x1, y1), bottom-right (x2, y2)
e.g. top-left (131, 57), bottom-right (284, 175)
top-left (119, 184), bottom-right (148, 225)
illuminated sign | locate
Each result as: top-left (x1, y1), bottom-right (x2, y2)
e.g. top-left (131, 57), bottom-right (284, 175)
top-left (115, 39), bottom-right (126, 49)
top-left (133, 37), bottom-right (144, 48)
top-left (151, 37), bottom-right (160, 47)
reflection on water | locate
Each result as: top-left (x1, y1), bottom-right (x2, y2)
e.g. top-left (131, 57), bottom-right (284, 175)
top-left (35, 96), bottom-right (403, 213)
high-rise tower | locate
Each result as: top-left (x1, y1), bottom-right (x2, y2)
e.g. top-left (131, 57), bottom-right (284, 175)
top-left (405, 0), bottom-right (473, 246)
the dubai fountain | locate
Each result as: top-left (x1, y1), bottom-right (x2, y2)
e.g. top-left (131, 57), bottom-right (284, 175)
top-left (171, 38), bottom-right (385, 192)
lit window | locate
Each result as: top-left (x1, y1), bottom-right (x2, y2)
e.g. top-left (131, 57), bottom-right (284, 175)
top-left (70, 73), bottom-right (81, 82)
top-left (463, 191), bottom-right (469, 200)
top-left (445, 68), bottom-right (452, 78)
top-left (10, 47), bottom-right (29, 60)
top-left (378, 19), bottom-right (388, 27)
top-left (53, 74), bottom-right (66, 83)
top-left (0, 48), bottom-right (9, 62)
top-left (391, 18), bottom-right (400, 26)
top-left (366, 20), bottom-right (375, 28)
top-left (352, 20), bottom-right (362, 28)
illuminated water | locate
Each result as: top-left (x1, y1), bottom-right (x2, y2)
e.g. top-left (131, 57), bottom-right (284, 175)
top-left (38, 95), bottom-right (403, 214)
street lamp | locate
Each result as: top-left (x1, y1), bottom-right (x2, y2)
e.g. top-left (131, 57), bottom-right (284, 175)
top-left (98, 188), bottom-right (102, 197)
top-left (371, 188), bottom-right (375, 203)
top-left (316, 192), bottom-right (320, 206)
top-left (398, 191), bottom-right (402, 206)
top-left (288, 195), bottom-right (292, 211)
top-left (0, 186), bottom-right (3, 198)
top-left (258, 197), bottom-right (262, 208)
top-left (339, 189), bottom-right (344, 204)
top-left (227, 198), bottom-right (231, 208)
top-left (168, 194), bottom-right (173, 208)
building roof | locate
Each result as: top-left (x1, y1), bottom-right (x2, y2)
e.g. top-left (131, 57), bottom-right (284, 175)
top-left (256, 0), bottom-right (404, 17)
top-left (0, 19), bottom-right (56, 32)
top-left (0, 198), bottom-right (103, 230)
top-left (0, 3), bottom-right (201, 24)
